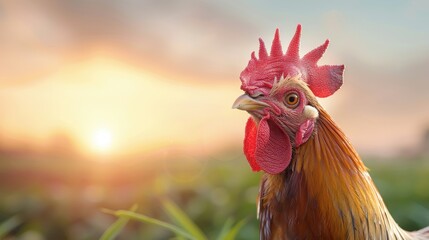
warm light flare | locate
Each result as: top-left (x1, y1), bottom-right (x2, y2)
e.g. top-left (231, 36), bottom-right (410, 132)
top-left (91, 128), bottom-right (113, 153)
top-left (0, 56), bottom-right (248, 157)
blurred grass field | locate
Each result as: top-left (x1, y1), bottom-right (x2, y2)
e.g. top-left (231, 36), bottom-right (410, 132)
top-left (0, 150), bottom-right (428, 239)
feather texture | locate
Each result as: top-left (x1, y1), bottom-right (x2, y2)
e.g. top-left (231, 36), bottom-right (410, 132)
top-left (235, 24), bottom-right (429, 240)
top-left (258, 105), bottom-right (427, 239)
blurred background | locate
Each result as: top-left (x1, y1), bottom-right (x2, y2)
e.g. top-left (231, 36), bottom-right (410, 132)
top-left (1, 0), bottom-right (428, 239)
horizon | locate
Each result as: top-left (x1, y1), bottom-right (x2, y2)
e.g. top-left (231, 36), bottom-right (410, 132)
top-left (1, 0), bottom-right (428, 158)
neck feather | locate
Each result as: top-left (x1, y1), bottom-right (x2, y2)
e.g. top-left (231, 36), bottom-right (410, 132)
top-left (261, 106), bottom-right (411, 239)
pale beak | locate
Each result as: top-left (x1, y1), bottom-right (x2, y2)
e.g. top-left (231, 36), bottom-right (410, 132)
top-left (232, 94), bottom-right (269, 111)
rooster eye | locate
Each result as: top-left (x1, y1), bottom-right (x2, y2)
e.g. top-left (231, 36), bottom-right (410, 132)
top-left (284, 93), bottom-right (299, 108)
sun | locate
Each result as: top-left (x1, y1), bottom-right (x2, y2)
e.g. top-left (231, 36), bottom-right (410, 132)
top-left (91, 128), bottom-right (113, 153)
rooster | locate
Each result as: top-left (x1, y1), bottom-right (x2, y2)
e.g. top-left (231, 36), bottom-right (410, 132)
top-left (232, 24), bottom-right (429, 239)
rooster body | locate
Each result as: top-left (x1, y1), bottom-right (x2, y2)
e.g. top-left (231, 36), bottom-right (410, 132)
top-left (233, 25), bottom-right (429, 239)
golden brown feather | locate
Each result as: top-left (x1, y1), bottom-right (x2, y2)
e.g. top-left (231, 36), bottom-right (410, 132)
top-left (258, 98), bottom-right (427, 239)
top-left (235, 25), bottom-right (429, 240)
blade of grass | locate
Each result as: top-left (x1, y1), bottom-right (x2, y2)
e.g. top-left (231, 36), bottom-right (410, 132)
top-left (162, 199), bottom-right (207, 240)
top-left (216, 218), bottom-right (233, 240)
top-left (100, 204), bottom-right (138, 240)
top-left (0, 215), bottom-right (22, 238)
top-left (222, 218), bottom-right (248, 240)
top-left (100, 216), bottom-right (130, 240)
top-left (114, 210), bottom-right (196, 240)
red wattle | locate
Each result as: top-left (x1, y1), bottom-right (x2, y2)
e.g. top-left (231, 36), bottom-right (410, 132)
top-left (244, 118), bottom-right (261, 171)
top-left (295, 119), bottom-right (315, 147)
top-left (255, 116), bottom-right (292, 174)
top-left (243, 116), bottom-right (292, 174)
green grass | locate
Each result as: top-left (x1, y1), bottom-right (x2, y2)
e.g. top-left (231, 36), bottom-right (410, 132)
top-left (101, 200), bottom-right (246, 240)
top-left (366, 158), bottom-right (429, 230)
top-left (0, 151), bottom-right (428, 239)
top-left (0, 215), bottom-right (22, 238)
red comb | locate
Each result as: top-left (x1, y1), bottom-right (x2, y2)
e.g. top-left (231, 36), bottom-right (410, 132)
top-left (240, 24), bottom-right (344, 98)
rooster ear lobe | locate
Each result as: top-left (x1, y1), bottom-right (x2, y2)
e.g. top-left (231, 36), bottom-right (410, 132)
top-left (244, 118), bottom-right (261, 171)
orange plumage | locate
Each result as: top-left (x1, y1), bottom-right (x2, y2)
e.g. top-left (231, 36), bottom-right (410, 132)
top-left (233, 25), bottom-right (429, 239)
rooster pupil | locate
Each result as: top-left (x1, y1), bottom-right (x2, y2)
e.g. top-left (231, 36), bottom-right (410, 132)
top-left (285, 93), bottom-right (299, 107)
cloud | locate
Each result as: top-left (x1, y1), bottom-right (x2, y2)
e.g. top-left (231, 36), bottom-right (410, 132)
top-left (0, 0), bottom-right (259, 85)
top-left (330, 53), bottom-right (429, 155)
top-left (1, 1), bottom-right (428, 155)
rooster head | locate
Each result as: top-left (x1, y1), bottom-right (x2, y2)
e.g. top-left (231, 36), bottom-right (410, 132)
top-left (232, 24), bottom-right (344, 174)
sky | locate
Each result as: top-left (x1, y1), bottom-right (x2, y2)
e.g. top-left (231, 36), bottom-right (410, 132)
top-left (0, 0), bottom-right (428, 157)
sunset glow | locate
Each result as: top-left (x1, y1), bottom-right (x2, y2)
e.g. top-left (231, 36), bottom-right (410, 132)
top-left (1, 2), bottom-right (428, 239)
top-left (91, 128), bottom-right (113, 153)
top-left (0, 55), bottom-right (246, 157)
top-left (0, 0), bottom-right (428, 157)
